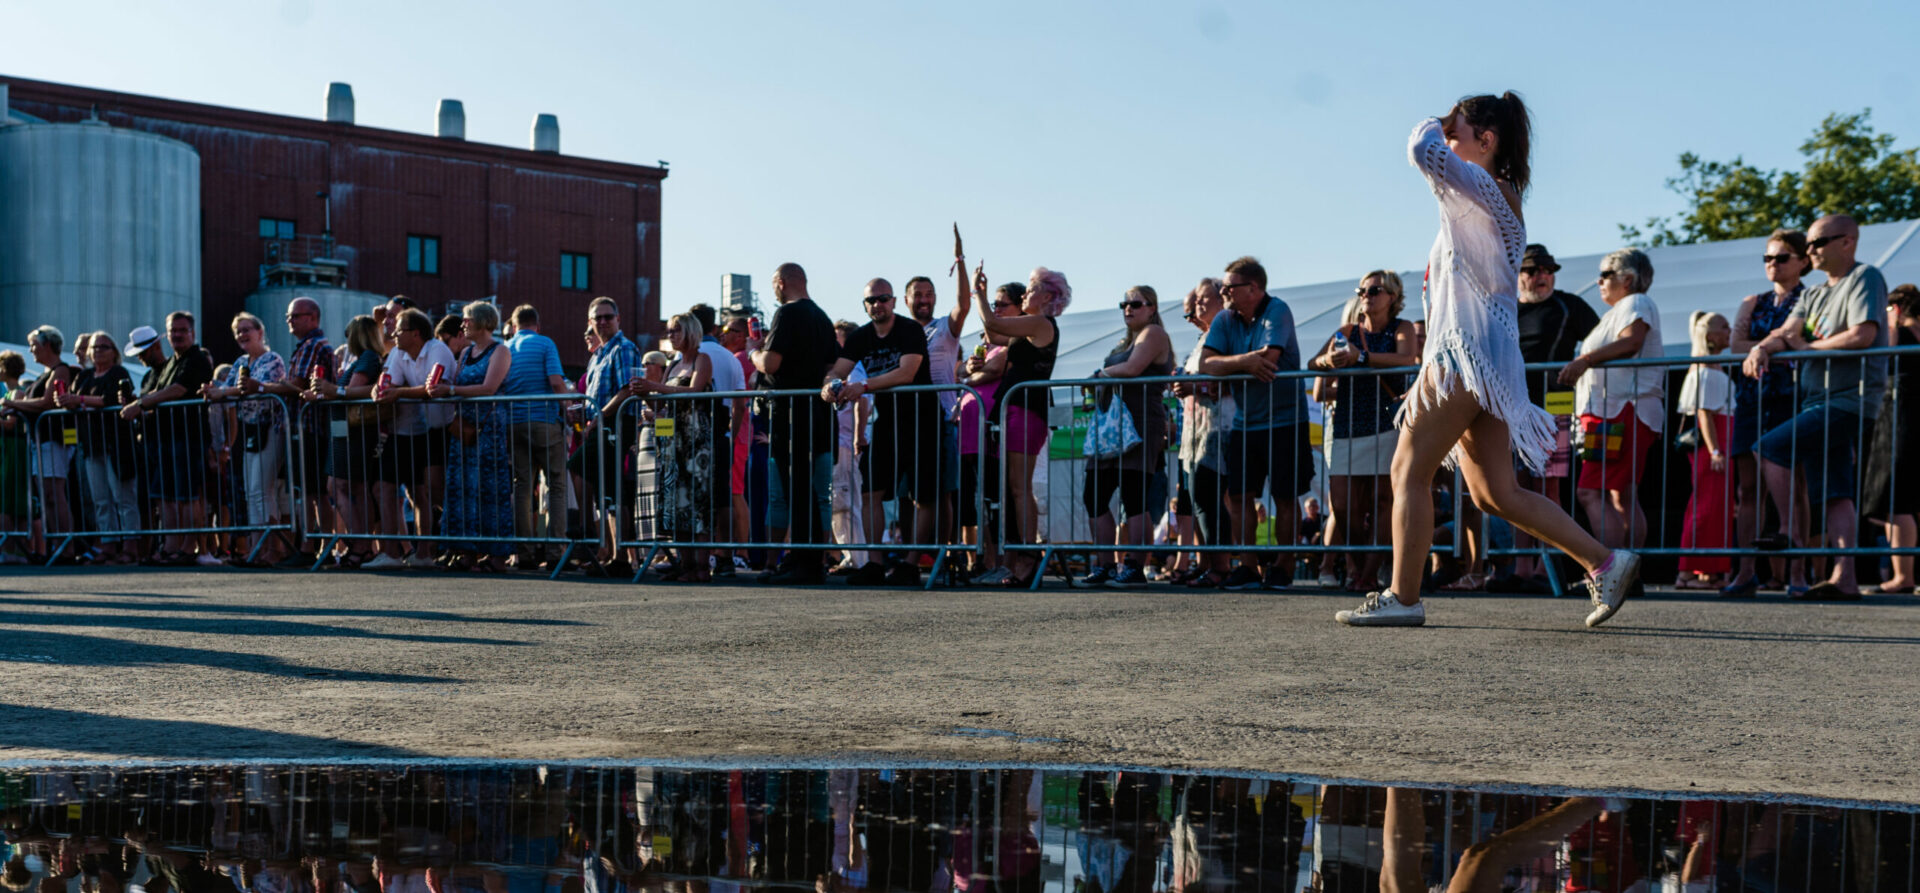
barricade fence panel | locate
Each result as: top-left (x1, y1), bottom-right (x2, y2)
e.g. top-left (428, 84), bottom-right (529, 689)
top-left (24, 394), bottom-right (299, 566)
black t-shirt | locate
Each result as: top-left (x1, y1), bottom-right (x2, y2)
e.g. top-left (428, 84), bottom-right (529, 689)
top-left (841, 318), bottom-right (937, 435)
top-left (1515, 290), bottom-right (1601, 405)
top-left (73, 365), bottom-right (135, 455)
top-left (148, 344), bottom-right (215, 442)
top-left (764, 297), bottom-right (836, 454)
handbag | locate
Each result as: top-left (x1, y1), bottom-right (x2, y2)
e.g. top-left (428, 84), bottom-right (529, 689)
top-left (1674, 424), bottom-right (1702, 452)
top-left (1577, 413), bottom-right (1626, 463)
top-left (345, 401), bottom-right (396, 427)
top-left (1082, 392), bottom-right (1143, 460)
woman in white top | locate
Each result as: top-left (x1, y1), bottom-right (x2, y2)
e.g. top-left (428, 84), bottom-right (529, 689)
top-left (1562, 248), bottom-right (1664, 551)
top-left (1337, 92), bottom-right (1639, 629)
top-left (1676, 311), bottom-right (1733, 588)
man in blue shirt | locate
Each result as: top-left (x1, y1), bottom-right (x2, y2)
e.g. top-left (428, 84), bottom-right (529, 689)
top-left (578, 295), bottom-right (641, 576)
top-left (1199, 256), bottom-right (1310, 591)
top-left (502, 304), bottom-right (573, 569)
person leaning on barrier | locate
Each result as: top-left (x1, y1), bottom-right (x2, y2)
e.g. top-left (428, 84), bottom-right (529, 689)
top-left (205, 311), bottom-right (291, 567)
top-left (1199, 256), bottom-right (1311, 592)
top-left (1743, 214), bottom-right (1890, 600)
top-left (1721, 228), bottom-right (1811, 597)
top-left (303, 314), bottom-right (386, 569)
top-left (0, 351), bottom-right (31, 563)
top-left (907, 272), bottom-right (969, 579)
top-left (970, 263), bottom-right (1065, 588)
top-left (1307, 270), bottom-right (1418, 593)
top-left (1074, 286), bottom-right (1174, 590)
top-left (433, 300), bottom-right (515, 573)
top-left (688, 302), bottom-right (745, 577)
top-left (377, 307), bottom-right (460, 569)
top-left (572, 295), bottom-right (642, 578)
top-left (121, 313), bottom-right (218, 566)
top-left (3, 326), bottom-right (79, 563)
top-left (631, 312), bottom-right (720, 582)
top-left (827, 321), bottom-right (872, 574)
top-left (828, 277), bottom-right (942, 587)
top-left (500, 303), bottom-right (574, 571)
top-left (258, 296), bottom-right (336, 565)
top-left (752, 262), bottom-right (838, 586)
top-left (1170, 278), bottom-right (1234, 589)
top-left (1862, 283), bottom-right (1920, 595)
top-left (1559, 248), bottom-right (1663, 552)
top-left (54, 331), bottom-right (141, 564)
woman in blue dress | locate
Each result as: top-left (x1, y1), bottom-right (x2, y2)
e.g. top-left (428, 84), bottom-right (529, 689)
top-left (432, 301), bottom-right (515, 572)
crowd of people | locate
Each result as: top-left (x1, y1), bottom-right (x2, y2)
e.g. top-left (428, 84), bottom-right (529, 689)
top-left (0, 223), bottom-right (1912, 596)
top-left (4, 764), bottom-right (1904, 893)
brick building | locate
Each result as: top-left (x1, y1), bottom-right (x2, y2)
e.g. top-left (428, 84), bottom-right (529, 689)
top-left (2, 75), bottom-right (665, 366)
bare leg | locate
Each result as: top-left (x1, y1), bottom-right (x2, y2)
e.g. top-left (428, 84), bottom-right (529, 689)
top-left (1759, 457), bottom-right (1809, 586)
top-left (1730, 454), bottom-right (1759, 583)
top-left (1380, 787), bottom-right (1426, 893)
top-left (1887, 514), bottom-right (1917, 588)
top-left (1324, 473), bottom-right (1352, 579)
top-left (1456, 408), bottom-right (1611, 574)
top-left (1355, 475), bottom-right (1387, 589)
top-left (1606, 488), bottom-right (1646, 549)
top-left (1825, 497), bottom-right (1859, 590)
top-left (1091, 513), bottom-right (1118, 568)
top-left (1388, 385), bottom-right (1481, 604)
top-left (1120, 512), bottom-right (1149, 566)
top-left (1006, 451), bottom-right (1039, 576)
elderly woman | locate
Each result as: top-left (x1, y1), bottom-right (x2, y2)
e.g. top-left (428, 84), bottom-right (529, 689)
top-left (1721, 229), bottom-right (1809, 596)
top-left (971, 264), bottom-right (1067, 587)
top-left (304, 314), bottom-right (385, 568)
top-left (1560, 248), bottom-right (1664, 550)
top-left (2, 326), bottom-right (77, 562)
top-left (1676, 311), bottom-right (1733, 588)
top-left (1309, 270), bottom-right (1419, 591)
top-left (1172, 279), bottom-right (1235, 588)
top-left (56, 331), bottom-right (141, 563)
top-left (206, 311), bottom-right (291, 565)
top-left (432, 301), bottom-right (515, 572)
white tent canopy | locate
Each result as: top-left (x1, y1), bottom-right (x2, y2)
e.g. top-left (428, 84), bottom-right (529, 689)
top-left (974, 217), bottom-right (1920, 379)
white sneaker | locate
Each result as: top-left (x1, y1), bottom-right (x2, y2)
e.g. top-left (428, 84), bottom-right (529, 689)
top-left (1584, 549), bottom-right (1640, 628)
top-left (363, 553), bottom-right (406, 570)
top-left (405, 554), bottom-right (437, 569)
top-left (195, 553), bottom-right (225, 567)
top-left (1335, 591), bottom-right (1426, 627)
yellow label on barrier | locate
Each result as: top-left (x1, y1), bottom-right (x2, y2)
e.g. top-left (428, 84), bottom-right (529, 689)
top-left (654, 417), bottom-right (675, 438)
top-left (1544, 391), bottom-right (1574, 416)
top-left (62, 428), bottom-right (78, 446)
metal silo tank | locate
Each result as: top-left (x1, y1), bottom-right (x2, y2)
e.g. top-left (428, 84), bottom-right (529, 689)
top-left (0, 121), bottom-right (201, 350)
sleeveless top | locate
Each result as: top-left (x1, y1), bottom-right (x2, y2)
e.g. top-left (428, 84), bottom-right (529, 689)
top-left (1000, 317), bottom-right (1059, 416)
top-left (1093, 334), bottom-right (1174, 473)
top-left (1734, 285), bottom-right (1803, 411)
top-left (1330, 318), bottom-right (1408, 439)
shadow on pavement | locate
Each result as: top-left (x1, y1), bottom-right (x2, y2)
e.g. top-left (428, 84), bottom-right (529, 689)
top-left (0, 703), bottom-right (424, 759)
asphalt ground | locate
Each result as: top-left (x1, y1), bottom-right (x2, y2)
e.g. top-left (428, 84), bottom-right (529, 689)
top-left (1, 566), bottom-right (1916, 804)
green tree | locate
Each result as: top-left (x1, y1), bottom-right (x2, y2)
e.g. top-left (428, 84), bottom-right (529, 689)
top-left (1621, 110), bottom-right (1920, 247)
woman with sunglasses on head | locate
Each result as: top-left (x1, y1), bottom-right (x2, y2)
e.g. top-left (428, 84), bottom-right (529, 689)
top-left (1076, 286), bottom-right (1174, 589)
top-left (1338, 92), bottom-right (1641, 627)
top-left (1308, 271), bottom-right (1418, 593)
top-left (971, 262), bottom-right (1068, 587)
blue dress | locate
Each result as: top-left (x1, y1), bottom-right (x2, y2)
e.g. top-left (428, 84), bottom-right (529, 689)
top-left (444, 342), bottom-right (513, 555)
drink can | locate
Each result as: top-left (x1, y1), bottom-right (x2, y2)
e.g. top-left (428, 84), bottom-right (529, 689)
top-left (377, 372), bottom-right (393, 394)
top-left (426, 363), bottom-right (445, 390)
top-left (749, 317), bottom-right (766, 340)
top-left (51, 378), bottom-right (67, 397)
top-left (310, 364), bottom-right (326, 382)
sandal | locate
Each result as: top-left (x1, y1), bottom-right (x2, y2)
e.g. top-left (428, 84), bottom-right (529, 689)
top-left (1185, 569), bottom-right (1228, 589)
top-left (336, 551), bottom-right (369, 570)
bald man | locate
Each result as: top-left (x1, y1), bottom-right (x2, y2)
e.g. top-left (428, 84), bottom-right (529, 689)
top-left (1744, 214), bottom-right (1889, 600)
top-left (260, 295), bottom-right (337, 563)
top-left (753, 262), bottom-right (838, 585)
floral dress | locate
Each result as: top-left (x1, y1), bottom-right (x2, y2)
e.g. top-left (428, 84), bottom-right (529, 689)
top-left (659, 367), bottom-right (716, 542)
top-left (443, 342), bottom-right (513, 556)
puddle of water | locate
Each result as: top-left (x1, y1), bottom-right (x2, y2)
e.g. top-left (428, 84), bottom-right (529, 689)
top-left (1, 764), bottom-right (1913, 892)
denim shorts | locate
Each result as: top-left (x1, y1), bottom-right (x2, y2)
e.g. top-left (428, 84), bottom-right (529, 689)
top-left (1756, 406), bottom-right (1860, 505)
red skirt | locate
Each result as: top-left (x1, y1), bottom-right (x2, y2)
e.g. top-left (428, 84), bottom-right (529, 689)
top-left (1679, 414), bottom-right (1734, 574)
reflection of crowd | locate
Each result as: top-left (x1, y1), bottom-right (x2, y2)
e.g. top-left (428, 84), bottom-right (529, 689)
top-left (2, 766), bottom-right (1910, 893)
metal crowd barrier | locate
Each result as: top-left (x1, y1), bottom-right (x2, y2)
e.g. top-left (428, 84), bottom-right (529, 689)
top-left (1482, 344), bottom-right (1920, 595)
top-left (611, 383), bottom-right (987, 590)
top-left (23, 394), bottom-right (299, 567)
top-left (994, 370), bottom-right (1456, 591)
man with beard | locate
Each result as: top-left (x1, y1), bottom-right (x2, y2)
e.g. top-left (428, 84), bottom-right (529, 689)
top-left (906, 274), bottom-right (968, 580)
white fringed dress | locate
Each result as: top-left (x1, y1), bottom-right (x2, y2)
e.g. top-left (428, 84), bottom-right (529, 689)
top-left (1397, 117), bottom-right (1557, 473)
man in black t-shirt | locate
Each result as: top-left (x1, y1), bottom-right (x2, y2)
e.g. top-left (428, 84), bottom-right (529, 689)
top-left (828, 278), bottom-right (942, 587)
top-left (752, 262), bottom-right (837, 584)
top-left (1508, 244), bottom-right (1601, 590)
top-left (122, 311), bottom-right (216, 562)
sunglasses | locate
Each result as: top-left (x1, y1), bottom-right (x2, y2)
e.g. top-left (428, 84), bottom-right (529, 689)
top-left (1808, 234), bottom-right (1848, 250)
top-left (1220, 281), bottom-right (1257, 293)
top-left (1118, 300), bottom-right (1148, 311)
top-left (1354, 285), bottom-right (1393, 298)
top-left (1597, 270), bottom-right (1618, 281)
top-left (592, 314), bottom-right (618, 322)
top-left (864, 294), bottom-right (895, 305)
top-left (991, 301), bottom-right (1016, 311)
top-left (1762, 253), bottom-right (1801, 265)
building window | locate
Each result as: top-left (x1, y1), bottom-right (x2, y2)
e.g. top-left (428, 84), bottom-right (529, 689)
top-left (258, 217), bottom-right (295, 240)
top-left (407, 235), bottom-right (440, 276)
top-left (561, 252), bottom-right (591, 290)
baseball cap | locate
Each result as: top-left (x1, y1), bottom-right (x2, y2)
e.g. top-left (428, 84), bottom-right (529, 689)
top-left (127, 325), bottom-right (161, 353)
top-left (1522, 245), bottom-right (1561, 273)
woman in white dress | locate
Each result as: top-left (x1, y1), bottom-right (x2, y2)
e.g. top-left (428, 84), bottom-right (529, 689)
top-left (1337, 92), bottom-right (1641, 628)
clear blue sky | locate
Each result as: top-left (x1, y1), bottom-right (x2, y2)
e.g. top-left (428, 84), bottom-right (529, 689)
top-left (10, 0), bottom-right (1920, 325)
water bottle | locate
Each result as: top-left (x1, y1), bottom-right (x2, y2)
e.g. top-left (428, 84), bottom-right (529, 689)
top-left (1331, 331), bottom-right (1350, 356)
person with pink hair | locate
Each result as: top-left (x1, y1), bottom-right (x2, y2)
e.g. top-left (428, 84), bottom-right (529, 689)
top-left (969, 262), bottom-right (1068, 587)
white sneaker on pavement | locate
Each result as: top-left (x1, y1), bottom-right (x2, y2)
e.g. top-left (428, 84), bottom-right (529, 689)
top-left (405, 554), bottom-right (437, 570)
top-left (363, 554), bottom-right (406, 570)
top-left (1584, 549), bottom-right (1640, 628)
top-left (1335, 591), bottom-right (1426, 627)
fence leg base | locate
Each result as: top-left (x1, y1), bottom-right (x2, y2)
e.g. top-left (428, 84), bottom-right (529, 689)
top-left (633, 546), bottom-right (658, 584)
top-left (311, 536), bottom-right (339, 572)
top-left (244, 532), bottom-right (269, 566)
top-left (549, 542), bottom-right (577, 581)
top-left (43, 535), bottom-right (75, 568)
top-left (926, 548), bottom-right (947, 591)
top-left (1029, 547), bottom-right (1052, 591)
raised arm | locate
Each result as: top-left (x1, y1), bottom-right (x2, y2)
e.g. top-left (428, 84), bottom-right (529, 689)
top-left (1408, 116), bottom-right (1511, 219)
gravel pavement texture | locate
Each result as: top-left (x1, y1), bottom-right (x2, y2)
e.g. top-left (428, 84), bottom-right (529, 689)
top-left (1, 568), bottom-right (1915, 803)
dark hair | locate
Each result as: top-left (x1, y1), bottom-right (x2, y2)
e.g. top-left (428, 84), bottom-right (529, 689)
top-left (688, 303), bottom-right (718, 334)
top-left (398, 308), bottom-right (434, 338)
top-left (1452, 92), bottom-right (1532, 194)
top-left (1767, 228), bottom-right (1810, 259)
top-left (1224, 256), bottom-right (1268, 291)
top-left (165, 310), bottom-right (195, 328)
top-left (903, 276), bottom-right (935, 296)
top-left (434, 314), bottom-right (463, 339)
top-left (0, 351), bottom-right (23, 379)
top-left (1892, 284), bottom-right (1920, 317)
top-left (512, 303), bottom-right (540, 327)
top-left (996, 282), bottom-right (1027, 308)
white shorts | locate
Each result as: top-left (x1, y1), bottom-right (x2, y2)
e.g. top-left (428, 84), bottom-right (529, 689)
top-left (1325, 430), bottom-right (1395, 477)
top-left (36, 442), bottom-right (74, 480)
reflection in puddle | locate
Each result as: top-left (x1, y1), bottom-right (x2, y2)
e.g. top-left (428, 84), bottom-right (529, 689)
top-left (1, 765), bottom-right (1914, 893)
